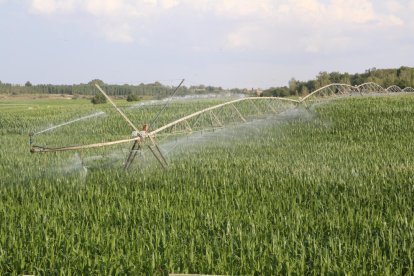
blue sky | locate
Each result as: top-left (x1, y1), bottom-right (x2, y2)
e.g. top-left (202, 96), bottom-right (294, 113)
top-left (0, 0), bottom-right (413, 88)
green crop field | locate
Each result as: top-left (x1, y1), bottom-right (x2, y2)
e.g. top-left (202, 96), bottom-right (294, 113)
top-left (1, 95), bottom-right (414, 274)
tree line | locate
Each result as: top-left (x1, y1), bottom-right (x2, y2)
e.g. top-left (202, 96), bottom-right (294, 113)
top-left (262, 66), bottom-right (414, 97)
top-left (1, 66), bottom-right (413, 98)
top-left (0, 79), bottom-right (247, 98)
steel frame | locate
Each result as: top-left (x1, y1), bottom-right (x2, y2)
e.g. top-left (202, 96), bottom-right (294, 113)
top-left (30, 82), bottom-right (414, 169)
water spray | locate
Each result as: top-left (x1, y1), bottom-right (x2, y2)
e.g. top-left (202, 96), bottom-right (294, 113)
top-left (29, 81), bottom-right (412, 171)
top-left (34, 111), bottom-right (105, 136)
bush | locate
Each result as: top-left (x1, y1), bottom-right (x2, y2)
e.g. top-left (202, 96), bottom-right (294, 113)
top-left (91, 93), bottom-right (107, 104)
top-left (126, 94), bottom-right (142, 102)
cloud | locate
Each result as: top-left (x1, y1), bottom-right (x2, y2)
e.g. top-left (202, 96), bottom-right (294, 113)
top-left (225, 25), bottom-right (260, 50)
top-left (29, 0), bottom-right (183, 43)
top-left (100, 22), bottom-right (134, 43)
top-left (328, 0), bottom-right (376, 24)
top-left (272, 0), bottom-right (377, 26)
top-left (28, 0), bottom-right (413, 48)
top-left (304, 34), bottom-right (353, 53)
top-left (384, 0), bottom-right (404, 13)
top-left (85, 0), bottom-right (125, 16)
top-left (161, 0), bottom-right (179, 9)
top-left (293, 0), bottom-right (326, 18)
top-left (380, 15), bottom-right (404, 27)
top-left (194, 0), bottom-right (275, 18)
top-left (31, 0), bottom-right (77, 14)
top-left (226, 0), bottom-right (411, 54)
top-left (31, 0), bottom-right (56, 14)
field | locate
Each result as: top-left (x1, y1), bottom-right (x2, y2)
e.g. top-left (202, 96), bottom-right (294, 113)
top-left (1, 95), bottom-right (414, 274)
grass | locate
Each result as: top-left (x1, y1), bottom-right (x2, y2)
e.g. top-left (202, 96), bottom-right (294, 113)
top-left (0, 95), bottom-right (413, 274)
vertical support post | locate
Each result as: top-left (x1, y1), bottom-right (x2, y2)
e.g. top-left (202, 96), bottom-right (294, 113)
top-left (148, 145), bottom-right (167, 169)
top-left (124, 139), bottom-right (141, 169)
top-left (154, 143), bottom-right (168, 166)
top-left (148, 135), bottom-right (168, 169)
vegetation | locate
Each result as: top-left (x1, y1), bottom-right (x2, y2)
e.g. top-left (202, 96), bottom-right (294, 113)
top-left (0, 79), bottom-right (239, 98)
top-left (2, 67), bottom-right (413, 99)
top-left (0, 95), bottom-right (414, 274)
top-left (263, 66), bottom-right (414, 97)
top-left (126, 93), bottom-right (142, 102)
top-left (91, 93), bottom-right (107, 104)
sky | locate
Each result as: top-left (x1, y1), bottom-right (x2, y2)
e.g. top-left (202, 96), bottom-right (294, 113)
top-left (0, 0), bottom-right (413, 89)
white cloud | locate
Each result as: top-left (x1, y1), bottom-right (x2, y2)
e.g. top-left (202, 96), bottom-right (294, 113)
top-left (213, 0), bottom-right (274, 18)
top-left (31, 0), bottom-right (77, 14)
top-left (27, 0), bottom-right (413, 48)
top-left (30, 0), bottom-right (168, 16)
top-left (328, 0), bottom-right (376, 24)
top-left (293, 0), bottom-right (326, 16)
top-left (276, 4), bottom-right (291, 16)
top-left (379, 14), bottom-right (404, 27)
top-left (161, 0), bottom-right (179, 9)
top-left (276, 0), bottom-right (377, 25)
top-left (31, 0), bottom-right (58, 13)
top-left (100, 22), bottom-right (134, 43)
top-left (385, 0), bottom-right (403, 13)
top-left (226, 25), bottom-right (259, 50)
top-left (30, 0), bottom-right (158, 43)
top-left (221, 0), bottom-right (378, 54)
top-left (183, 0), bottom-right (276, 19)
top-left (85, 0), bottom-right (125, 16)
top-left (304, 34), bottom-right (353, 53)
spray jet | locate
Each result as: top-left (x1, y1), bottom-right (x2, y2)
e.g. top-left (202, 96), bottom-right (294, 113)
top-left (30, 80), bottom-right (185, 170)
top-left (29, 79), bottom-right (314, 171)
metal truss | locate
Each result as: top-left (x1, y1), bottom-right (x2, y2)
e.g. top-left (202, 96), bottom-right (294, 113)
top-left (301, 82), bottom-right (414, 102)
top-left (29, 82), bottom-right (414, 169)
top-left (149, 97), bottom-right (298, 139)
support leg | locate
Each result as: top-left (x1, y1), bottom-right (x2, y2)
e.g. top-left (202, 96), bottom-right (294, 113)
top-left (124, 140), bottom-right (140, 169)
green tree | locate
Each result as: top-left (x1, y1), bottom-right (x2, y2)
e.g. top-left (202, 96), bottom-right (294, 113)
top-left (288, 78), bottom-right (298, 96)
top-left (397, 67), bottom-right (412, 88)
top-left (89, 79), bottom-right (105, 86)
top-left (316, 72), bottom-right (331, 89)
top-left (340, 73), bottom-right (351, 85)
top-left (126, 93), bottom-right (142, 102)
top-left (300, 85), bottom-right (309, 96)
top-left (351, 73), bottom-right (365, 86)
top-left (91, 93), bottom-right (107, 104)
top-left (329, 72), bottom-right (342, 83)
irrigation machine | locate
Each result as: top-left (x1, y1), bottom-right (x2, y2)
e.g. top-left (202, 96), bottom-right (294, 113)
top-left (29, 82), bottom-right (414, 170)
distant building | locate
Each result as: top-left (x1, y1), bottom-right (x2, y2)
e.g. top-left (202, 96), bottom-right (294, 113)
top-left (241, 88), bottom-right (263, 96)
top-left (253, 88), bottom-right (263, 96)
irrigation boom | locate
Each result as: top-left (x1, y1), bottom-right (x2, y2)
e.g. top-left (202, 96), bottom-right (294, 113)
top-left (29, 82), bottom-right (414, 169)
